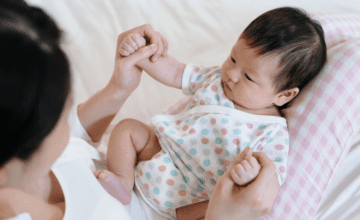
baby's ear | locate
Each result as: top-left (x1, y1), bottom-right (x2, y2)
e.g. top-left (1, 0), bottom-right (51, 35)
top-left (274, 87), bottom-right (299, 107)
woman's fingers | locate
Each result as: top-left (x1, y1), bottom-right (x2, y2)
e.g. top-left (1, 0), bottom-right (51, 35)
top-left (157, 31), bottom-right (168, 56)
top-left (120, 44), bottom-right (158, 68)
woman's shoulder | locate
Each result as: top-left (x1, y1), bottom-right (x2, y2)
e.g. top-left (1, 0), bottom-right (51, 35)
top-left (0, 188), bottom-right (64, 220)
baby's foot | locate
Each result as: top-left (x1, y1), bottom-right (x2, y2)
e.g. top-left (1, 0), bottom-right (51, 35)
top-left (93, 169), bottom-right (133, 205)
top-left (230, 154), bottom-right (261, 186)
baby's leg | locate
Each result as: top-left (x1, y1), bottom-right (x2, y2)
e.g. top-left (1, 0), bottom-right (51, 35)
top-left (94, 119), bottom-right (161, 205)
top-left (230, 148), bottom-right (261, 186)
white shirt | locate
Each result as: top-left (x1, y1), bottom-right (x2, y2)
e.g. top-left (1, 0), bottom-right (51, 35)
top-left (5, 105), bottom-right (132, 220)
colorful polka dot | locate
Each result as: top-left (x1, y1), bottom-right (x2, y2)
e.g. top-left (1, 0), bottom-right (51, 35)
top-left (233, 139), bottom-right (240, 145)
top-left (147, 162), bottom-right (155, 169)
top-left (164, 157), bottom-right (171, 163)
top-left (153, 187), bottom-right (160, 194)
top-left (211, 85), bottom-right (218, 92)
top-left (158, 127), bottom-right (164, 133)
top-left (213, 128), bottom-right (219, 134)
top-left (166, 191), bottom-right (174, 197)
top-left (194, 67), bottom-right (200, 72)
top-left (201, 129), bottom-right (210, 135)
top-left (165, 201), bottom-right (173, 207)
top-left (146, 172), bottom-right (151, 179)
top-left (201, 192), bottom-right (209, 198)
top-left (144, 183), bottom-right (149, 189)
top-left (203, 159), bottom-right (211, 166)
top-left (169, 130), bottom-right (176, 134)
top-left (225, 150), bottom-right (230, 156)
top-left (190, 139), bottom-right (197, 145)
top-left (191, 193), bottom-right (197, 198)
top-left (199, 178), bottom-right (205, 184)
top-left (184, 176), bottom-right (190, 183)
top-left (153, 198), bottom-right (160, 204)
top-left (246, 123), bottom-right (253, 129)
top-left (233, 129), bottom-right (241, 135)
top-left (210, 178), bottom-right (216, 185)
top-left (197, 185), bottom-right (205, 192)
top-left (215, 147), bottom-right (222, 154)
top-left (205, 97), bottom-right (211, 104)
top-left (156, 176), bottom-right (162, 184)
top-left (275, 157), bottom-right (283, 162)
top-left (275, 144), bottom-right (284, 150)
top-left (171, 170), bottom-right (178, 176)
top-left (139, 169), bottom-right (143, 176)
top-left (196, 75), bottom-right (202, 81)
top-left (176, 152), bottom-right (182, 158)
top-left (217, 169), bottom-right (225, 176)
top-left (186, 165), bottom-right (192, 171)
top-left (179, 201), bottom-right (188, 206)
top-left (258, 124), bottom-right (266, 130)
top-left (201, 138), bottom-right (209, 144)
top-left (221, 118), bottom-right (229, 124)
top-left (166, 179), bottom-right (174, 185)
top-left (257, 144), bottom-right (263, 150)
top-left (159, 165), bottom-right (166, 172)
top-left (211, 118), bottom-right (216, 125)
top-left (214, 138), bottom-right (222, 144)
top-left (266, 130), bottom-right (272, 136)
top-left (189, 128), bottom-right (196, 134)
top-left (179, 190), bottom-right (187, 196)
top-left (208, 171), bottom-right (214, 177)
top-left (224, 102), bottom-right (231, 107)
top-left (257, 131), bottom-right (264, 136)
top-left (177, 139), bottom-right (184, 144)
top-left (279, 166), bottom-right (286, 173)
top-left (179, 184), bottom-right (187, 189)
top-left (285, 139), bottom-right (289, 145)
top-left (189, 149), bottom-right (197, 155)
top-left (215, 95), bottom-right (220, 101)
top-left (221, 128), bottom-right (227, 135)
top-left (182, 125), bottom-right (189, 131)
top-left (202, 89), bottom-right (208, 94)
top-left (176, 120), bottom-right (182, 125)
top-left (265, 137), bottom-right (273, 143)
top-left (203, 149), bottom-right (210, 155)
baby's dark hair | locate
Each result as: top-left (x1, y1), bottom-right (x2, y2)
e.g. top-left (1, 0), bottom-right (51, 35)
top-left (241, 7), bottom-right (327, 99)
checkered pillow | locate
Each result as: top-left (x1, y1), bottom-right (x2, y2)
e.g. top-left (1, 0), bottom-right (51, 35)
top-left (161, 14), bottom-right (360, 219)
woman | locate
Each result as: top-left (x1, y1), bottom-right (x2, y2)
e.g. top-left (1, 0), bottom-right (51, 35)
top-left (0, 1), bottom-right (280, 219)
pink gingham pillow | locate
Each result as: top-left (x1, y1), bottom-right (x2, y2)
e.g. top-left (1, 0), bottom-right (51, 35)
top-left (160, 14), bottom-right (360, 219)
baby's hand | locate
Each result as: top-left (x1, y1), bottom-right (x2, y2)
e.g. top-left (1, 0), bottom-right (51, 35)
top-left (230, 152), bottom-right (261, 186)
top-left (119, 33), bottom-right (147, 56)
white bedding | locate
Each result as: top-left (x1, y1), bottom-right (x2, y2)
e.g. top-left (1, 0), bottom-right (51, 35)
top-left (25, 0), bottom-right (360, 219)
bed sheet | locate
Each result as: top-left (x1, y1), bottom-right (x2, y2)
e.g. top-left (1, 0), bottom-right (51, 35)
top-left (25, 0), bottom-right (360, 219)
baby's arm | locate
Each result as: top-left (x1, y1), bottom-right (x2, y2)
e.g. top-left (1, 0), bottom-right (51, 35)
top-left (119, 33), bottom-right (186, 89)
top-left (231, 149), bottom-right (261, 186)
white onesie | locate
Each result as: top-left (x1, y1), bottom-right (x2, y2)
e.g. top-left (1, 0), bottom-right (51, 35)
top-left (134, 64), bottom-right (289, 219)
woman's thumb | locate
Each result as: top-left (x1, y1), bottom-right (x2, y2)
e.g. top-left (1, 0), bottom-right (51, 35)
top-left (124, 44), bottom-right (158, 66)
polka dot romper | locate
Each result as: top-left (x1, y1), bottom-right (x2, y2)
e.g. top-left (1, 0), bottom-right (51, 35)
top-left (134, 64), bottom-right (289, 219)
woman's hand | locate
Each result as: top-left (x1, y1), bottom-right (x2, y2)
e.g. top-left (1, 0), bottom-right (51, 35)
top-left (205, 147), bottom-right (280, 220)
top-left (78, 24), bottom-right (168, 142)
top-left (109, 24), bottom-right (168, 95)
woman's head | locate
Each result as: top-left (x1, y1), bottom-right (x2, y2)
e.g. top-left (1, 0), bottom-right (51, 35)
top-left (0, 0), bottom-right (71, 184)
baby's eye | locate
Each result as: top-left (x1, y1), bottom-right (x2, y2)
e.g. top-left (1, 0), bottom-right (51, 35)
top-left (245, 73), bottom-right (252, 81)
top-left (231, 57), bottom-right (236, 63)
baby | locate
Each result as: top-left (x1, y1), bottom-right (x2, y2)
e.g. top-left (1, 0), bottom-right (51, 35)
top-left (94, 6), bottom-right (326, 219)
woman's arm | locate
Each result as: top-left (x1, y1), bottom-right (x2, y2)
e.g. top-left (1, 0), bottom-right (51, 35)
top-left (77, 24), bottom-right (168, 142)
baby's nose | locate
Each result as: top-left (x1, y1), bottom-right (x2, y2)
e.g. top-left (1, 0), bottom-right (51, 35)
top-left (227, 69), bottom-right (240, 83)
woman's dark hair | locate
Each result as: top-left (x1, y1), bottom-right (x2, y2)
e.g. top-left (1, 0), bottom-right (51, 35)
top-left (241, 7), bottom-right (327, 106)
top-left (0, 0), bottom-right (71, 167)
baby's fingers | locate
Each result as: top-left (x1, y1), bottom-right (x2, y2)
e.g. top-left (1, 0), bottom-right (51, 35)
top-left (119, 42), bottom-right (134, 56)
top-left (231, 164), bottom-right (246, 184)
top-left (131, 33), bottom-right (146, 48)
top-left (246, 156), bottom-right (261, 173)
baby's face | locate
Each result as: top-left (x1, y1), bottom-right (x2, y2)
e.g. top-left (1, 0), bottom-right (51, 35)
top-left (220, 38), bottom-right (281, 111)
